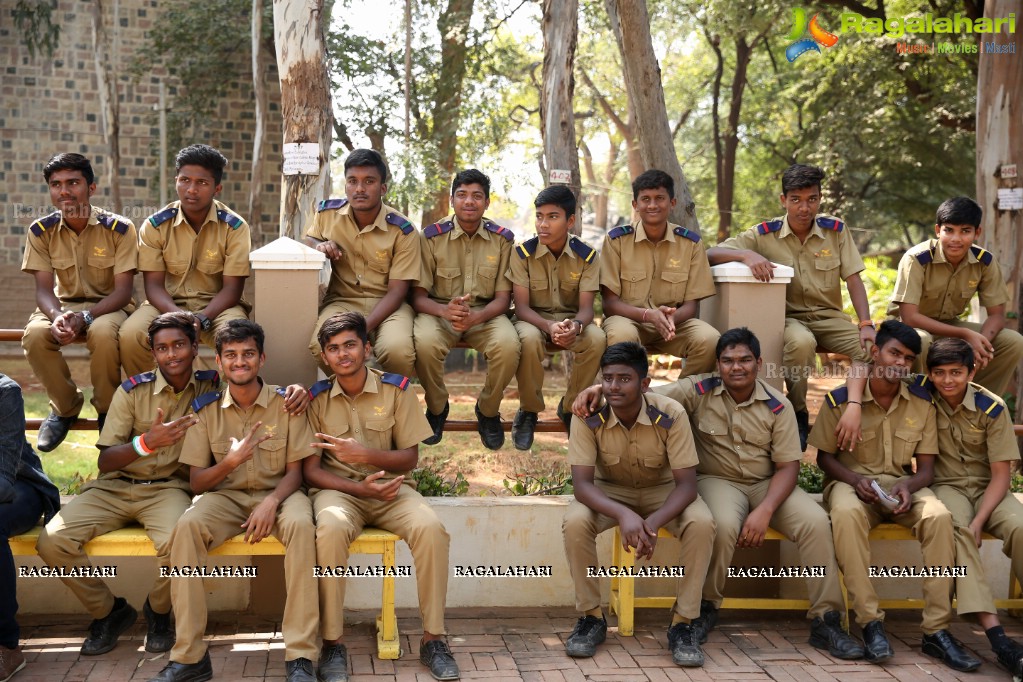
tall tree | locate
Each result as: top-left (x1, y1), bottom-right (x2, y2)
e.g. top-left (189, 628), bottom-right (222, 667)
top-left (540, 0), bottom-right (581, 233)
top-left (91, 0), bottom-right (122, 211)
top-left (273, 0), bottom-right (334, 239)
top-left (249, 0), bottom-right (270, 234)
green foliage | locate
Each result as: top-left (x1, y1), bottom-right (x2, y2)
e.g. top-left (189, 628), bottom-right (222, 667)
top-left (411, 461), bottom-right (470, 497)
top-left (13, 0), bottom-right (60, 59)
top-left (1012, 469), bottom-right (1023, 495)
top-left (502, 470), bottom-right (573, 496)
top-left (843, 256), bottom-right (898, 319)
top-left (797, 462), bottom-right (824, 494)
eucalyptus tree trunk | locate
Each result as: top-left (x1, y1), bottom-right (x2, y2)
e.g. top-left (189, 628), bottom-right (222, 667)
top-left (540, 0), bottom-right (581, 234)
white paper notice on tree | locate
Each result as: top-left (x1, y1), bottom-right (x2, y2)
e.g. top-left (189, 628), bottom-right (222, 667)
top-left (282, 143), bottom-right (321, 176)
top-left (997, 187), bottom-right (1023, 211)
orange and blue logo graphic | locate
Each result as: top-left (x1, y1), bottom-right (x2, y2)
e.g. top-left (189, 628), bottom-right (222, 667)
top-left (785, 8), bottom-right (839, 62)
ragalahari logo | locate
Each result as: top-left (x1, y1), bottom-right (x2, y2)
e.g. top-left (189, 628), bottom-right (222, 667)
top-left (785, 8), bottom-right (839, 62)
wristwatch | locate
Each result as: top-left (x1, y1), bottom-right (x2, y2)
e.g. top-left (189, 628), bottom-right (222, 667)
top-left (195, 313), bottom-right (212, 332)
top-left (572, 319), bottom-right (584, 332)
top-left (81, 310), bottom-right (94, 327)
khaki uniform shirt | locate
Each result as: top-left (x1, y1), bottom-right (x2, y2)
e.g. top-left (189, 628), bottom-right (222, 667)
top-left (306, 369), bottom-right (433, 485)
top-left (417, 216), bottom-right (513, 307)
top-left (889, 239), bottom-right (1009, 320)
top-left (180, 381), bottom-right (315, 492)
top-left (568, 392), bottom-right (698, 488)
top-left (809, 380), bottom-right (938, 480)
top-left (716, 215), bottom-right (863, 317)
top-left (22, 206), bottom-right (137, 303)
top-left (305, 202), bottom-right (420, 306)
top-left (138, 199), bottom-right (251, 309)
top-left (599, 221), bottom-right (715, 308)
top-left (656, 374), bottom-right (801, 484)
top-left (95, 369), bottom-right (221, 485)
top-left (932, 381), bottom-right (1019, 498)
top-left (508, 236), bottom-right (599, 317)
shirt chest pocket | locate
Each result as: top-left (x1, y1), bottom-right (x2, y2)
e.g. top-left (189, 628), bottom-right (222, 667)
top-left (196, 250), bottom-right (225, 275)
top-left (621, 270), bottom-right (648, 303)
top-left (814, 258), bottom-right (841, 290)
top-left (363, 417), bottom-right (395, 452)
top-left (960, 428), bottom-right (986, 447)
top-left (86, 254), bottom-right (116, 291)
top-left (658, 270), bottom-right (689, 304)
top-left (894, 428), bottom-right (922, 470)
top-left (258, 438), bottom-right (287, 473)
top-left (528, 275), bottom-right (553, 309)
top-left (697, 416), bottom-right (729, 439)
top-left (853, 429), bottom-right (879, 465)
top-left (435, 267), bottom-right (462, 299)
top-left (165, 259), bottom-right (189, 276)
top-left (50, 256), bottom-right (76, 279)
top-left (475, 265), bottom-right (499, 298)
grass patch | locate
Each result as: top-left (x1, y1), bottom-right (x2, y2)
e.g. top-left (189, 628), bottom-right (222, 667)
top-left (22, 386), bottom-right (101, 493)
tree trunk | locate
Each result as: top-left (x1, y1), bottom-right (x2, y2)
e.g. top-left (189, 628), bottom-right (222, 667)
top-left (716, 37), bottom-right (754, 242)
top-left (249, 0), bottom-right (268, 234)
top-left (540, 0), bottom-right (581, 234)
top-left (421, 0), bottom-right (475, 226)
top-left (605, 0), bottom-right (699, 230)
top-left (273, 0), bottom-right (333, 240)
top-left (91, 0), bottom-right (121, 211)
top-left (976, 0), bottom-right (1022, 413)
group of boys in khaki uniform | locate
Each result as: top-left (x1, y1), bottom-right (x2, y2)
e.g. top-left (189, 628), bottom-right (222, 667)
top-left (18, 146), bottom-right (1023, 680)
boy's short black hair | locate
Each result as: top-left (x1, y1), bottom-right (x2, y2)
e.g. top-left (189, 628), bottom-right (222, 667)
top-left (344, 149), bottom-right (388, 183)
top-left (148, 311), bottom-right (197, 347)
top-left (716, 327), bottom-right (761, 360)
top-left (451, 169), bottom-right (491, 199)
top-left (215, 319), bottom-right (265, 355)
top-left (935, 197), bottom-right (982, 228)
top-left (43, 153), bottom-right (94, 185)
top-left (632, 170), bottom-right (674, 201)
top-left (534, 185), bottom-right (577, 218)
top-left (600, 342), bottom-right (649, 379)
top-left (926, 337), bottom-right (975, 372)
top-left (874, 320), bottom-right (921, 356)
top-left (175, 144), bottom-right (228, 185)
top-left (781, 164), bottom-right (825, 195)
top-left (317, 311), bottom-right (369, 349)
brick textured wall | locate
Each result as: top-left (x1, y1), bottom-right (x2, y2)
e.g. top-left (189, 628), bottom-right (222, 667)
top-left (0, 0), bottom-right (285, 276)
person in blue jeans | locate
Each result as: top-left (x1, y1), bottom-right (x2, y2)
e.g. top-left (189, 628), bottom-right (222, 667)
top-left (0, 374), bottom-right (61, 682)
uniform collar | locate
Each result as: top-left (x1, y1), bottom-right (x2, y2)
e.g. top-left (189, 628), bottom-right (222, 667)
top-left (863, 376), bottom-right (915, 407)
top-left (605, 395), bottom-right (655, 429)
top-left (56, 206), bottom-right (100, 233)
top-left (633, 220), bottom-right (679, 243)
top-left (533, 238), bottom-right (574, 260)
top-left (930, 238), bottom-right (981, 267)
top-left (221, 379), bottom-right (273, 409)
top-left (152, 367), bottom-right (199, 396)
top-left (170, 199), bottom-right (220, 229)
top-left (710, 374), bottom-right (771, 406)
top-left (778, 215), bottom-right (825, 241)
top-left (937, 382), bottom-right (980, 414)
top-left (452, 216), bottom-right (491, 241)
top-left (329, 368), bottom-right (382, 399)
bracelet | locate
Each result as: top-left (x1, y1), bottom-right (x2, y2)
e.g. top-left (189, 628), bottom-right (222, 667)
top-left (848, 400), bottom-right (861, 405)
top-left (858, 320), bottom-right (875, 329)
top-left (642, 309), bottom-right (648, 322)
top-left (132, 434), bottom-right (154, 457)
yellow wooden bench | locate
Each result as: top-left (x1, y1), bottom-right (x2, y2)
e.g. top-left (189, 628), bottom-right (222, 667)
top-left (10, 525), bottom-right (403, 660)
top-left (608, 524), bottom-right (1023, 636)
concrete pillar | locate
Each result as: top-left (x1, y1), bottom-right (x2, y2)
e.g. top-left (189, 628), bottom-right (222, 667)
top-left (250, 237), bottom-right (327, 386)
top-left (700, 262), bottom-right (794, 390)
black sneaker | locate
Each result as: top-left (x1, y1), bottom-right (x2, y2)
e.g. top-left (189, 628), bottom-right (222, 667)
top-left (795, 410), bottom-right (809, 452)
top-left (691, 600), bottom-right (719, 644)
top-left (285, 658), bottom-right (315, 682)
top-left (862, 620), bottom-right (893, 664)
top-left (995, 638), bottom-right (1023, 678)
top-left (419, 639), bottom-right (459, 680)
top-left (565, 615), bottom-right (607, 658)
top-left (922, 629), bottom-right (981, 672)
top-left (667, 621), bottom-right (704, 667)
top-left (423, 402), bottom-right (449, 445)
top-left (37, 411), bottom-right (78, 452)
top-left (147, 651), bottom-right (213, 682)
top-left (317, 643), bottom-right (349, 682)
top-left (81, 596), bottom-right (138, 655)
top-left (556, 398), bottom-right (572, 434)
top-left (143, 597), bottom-right (174, 653)
top-left (474, 402), bottom-right (504, 450)
top-left (809, 611), bottom-right (865, 660)
top-left (511, 409), bottom-right (539, 450)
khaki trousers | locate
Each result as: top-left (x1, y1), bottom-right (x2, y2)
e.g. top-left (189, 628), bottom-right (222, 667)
top-left (600, 316), bottom-right (718, 377)
top-left (513, 319), bottom-right (605, 414)
top-left (784, 314), bottom-right (869, 414)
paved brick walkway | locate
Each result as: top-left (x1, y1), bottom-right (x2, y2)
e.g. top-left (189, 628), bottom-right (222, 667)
top-left (13, 608), bottom-right (1019, 681)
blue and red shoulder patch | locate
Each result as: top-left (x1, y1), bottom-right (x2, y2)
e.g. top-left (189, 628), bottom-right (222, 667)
top-left (815, 216), bottom-right (845, 232)
top-left (423, 220), bottom-right (455, 239)
top-left (121, 372), bottom-right (156, 392)
top-left (380, 372), bottom-right (411, 391)
top-left (755, 220), bottom-right (783, 235)
top-left (484, 221), bottom-right (514, 241)
top-left (764, 393), bottom-right (786, 414)
top-left (694, 376), bottom-right (722, 395)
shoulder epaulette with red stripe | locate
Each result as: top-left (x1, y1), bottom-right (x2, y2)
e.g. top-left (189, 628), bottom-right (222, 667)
top-left (484, 220), bottom-right (514, 241)
top-left (755, 220), bottom-right (783, 235)
top-left (694, 376), bottom-right (722, 395)
top-left (423, 220), bottom-right (455, 239)
top-left (970, 244), bottom-right (994, 266)
top-left (95, 211), bottom-right (131, 235)
top-left (191, 390), bottom-right (221, 412)
top-left (569, 236), bottom-right (596, 262)
top-left (217, 208), bottom-right (244, 230)
top-left (673, 226), bottom-right (701, 243)
top-left (585, 404), bottom-right (611, 430)
top-left (121, 372), bottom-right (156, 392)
top-left (645, 404), bottom-right (674, 429)
top-left (516, 237), bottom-right (539, 260)
top-left (29, 211), bottom-right (62, 238)
top-left (380, 372), bottom-right (411, 391)
top-left (194, 369), bottom-right (219, 384)
top-left (974, 391), bottom-right (1005, 419)
top-left (824, 386), bottom-right (849, 408)
top-left (385, 212), bottom-right (415, 235)
top-left (318, 198), bottom-right (348, 212)
top-left (764, 393), bottom-right (786, 414)
top-left (815, 216), bottom-right (845, 232)
top-left (147, 207), bottom-right (179, 228)
top-left (309, 379), bottom-right (332, 399)
top-left (607, 225), bottom-right (634, 240)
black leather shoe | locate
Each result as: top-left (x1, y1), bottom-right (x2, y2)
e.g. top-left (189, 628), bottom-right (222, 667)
top-left (809, 611), bottom-right (865, 660)
top-left (556, 398), bottom-right (572, 434)
top-left (423, 402), bottom-right (449, 445)
top-left (419, 639), bottom-right (459, 680)
top-left (474, 403), bottom-right (504, 450)
top-left (143, 598), bottom-right (174, 653)
top-left (148, 652), bottom-right (213, 682)
top-left (317, 643), bottom-right (349, 682)
top-left (795, 410), bottom-right (810, 452)
top-left (861, 620), bottom-right (894, 664)
top-left (37, 411), bottom-right (78, 452)
top-left (995, 638), bottom-right (1023, 677)
top-left (565, 615), bottom-right (606, 658)
top-left (691, 600), bottom-right (719, 644)
top-left (81, 596), bottom-right (137, 655)
top-left (286, 657), bottom-right (316, 682)
top-left (511, 409), bottom-right (538, 450)
top-left (667, 622), bottom-right (704, 667)
top-left (922, 630), bottom-right (981, 672)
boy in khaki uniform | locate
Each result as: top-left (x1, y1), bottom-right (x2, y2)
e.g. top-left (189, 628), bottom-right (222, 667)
top-left (22, 153), bottom-right (137, 451)
top-left (509, 185), bottom-right (604, 449)
top-left (708, 164), bottom-right (874, 450)
top-left (809, 320), bottom-right (976, 672)
top-left (304, 312), bottom-right (458, 682)
top-left (37, 312), bottom-right (215, 656)
top-left (412, 169), bottom-right (519, 450)
top-left (889, 196), bottom-right (1023, 396)
top-left (150, 320), bottom-right (318, 682)
top-left (120, 145), bottom-right (251, 376)
top-left (304, 149), bottom-right (419, 378)
top-left (600, 171), bottom-right (719, 375)
top-left (563, 342), bottom-right (715, 668)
